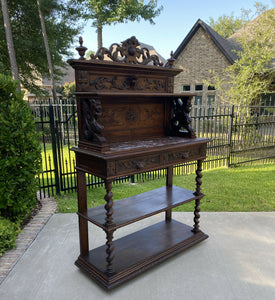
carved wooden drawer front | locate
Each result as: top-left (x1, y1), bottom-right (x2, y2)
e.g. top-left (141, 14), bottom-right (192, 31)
top-left (167, 151), bottom-right (190, 163)
top-left (116, 154), bottom-right (162, 174)
top-left (166, 146), bottom-right (206, 164)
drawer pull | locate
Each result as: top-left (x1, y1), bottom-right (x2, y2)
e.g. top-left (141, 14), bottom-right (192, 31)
top-left (181, 152), bottom-right (189, 159)
top-left (135, 162), bottom-right (144, 169)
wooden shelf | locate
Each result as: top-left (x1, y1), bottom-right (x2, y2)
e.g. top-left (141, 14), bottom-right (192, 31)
top-left (75, 220), bottom-right (208, 290)
top-left (78, 186), bottom-right (202, 231)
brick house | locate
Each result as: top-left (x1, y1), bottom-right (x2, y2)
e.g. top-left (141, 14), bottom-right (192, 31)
top-left (23, 65), bottom-right (75, 102)
top-left (173, 19), bottom-right (240, 105)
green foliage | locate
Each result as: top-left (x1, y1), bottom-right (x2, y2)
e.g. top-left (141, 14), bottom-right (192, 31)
top-left (54, 164), bottom-right (275, 213)
top-left (227, 9), bottom-right (274, 104)
top-left (0, 75), bottom-right (41, 221)
top-left (56, 81), bottom-right (76, 102)
top-left (82, 0), bottom-right (162, 27)
top-left (209, 13), bottom-right (248, 38)
top-left (174, 164), bottom-right (275, 212)
top-left (73, 0), bottom-right (162, 47)
top-left (0, 0), bottom-right (81, 94)
top-left (208, 2), bottom-right (269, 38)
top-left (85, 50), bottom-right (95, 59)
top-left (0, 217), bottom-right (20, 256)
top-left (208, 9), bottom-right (274, 106)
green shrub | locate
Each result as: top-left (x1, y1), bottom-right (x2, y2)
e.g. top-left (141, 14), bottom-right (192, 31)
top-left (0, 217), bottom-right (20, 256)
top-left (0, 75), bottom-right (41, 221)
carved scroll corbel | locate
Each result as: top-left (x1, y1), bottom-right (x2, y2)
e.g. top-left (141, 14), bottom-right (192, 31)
top-left (82, 98), bottom-right (106, 143)
top-left (171, 97), bottom-right (196, 138)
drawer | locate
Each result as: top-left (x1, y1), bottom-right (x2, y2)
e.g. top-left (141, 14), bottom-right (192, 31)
top-left (115, 154), bottom-right (162, 175)
top-left (165, 145), bottom-right (207, 164)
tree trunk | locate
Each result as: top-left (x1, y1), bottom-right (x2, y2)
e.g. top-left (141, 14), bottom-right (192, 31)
top-left (97, 25), bottom-right (103, 49)
top-left (37, 0), bottom-right (57, 102)
top-left (1, 0), bottom-right (20, 90)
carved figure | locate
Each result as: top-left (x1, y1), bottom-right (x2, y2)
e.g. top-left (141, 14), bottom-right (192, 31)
top-left (83, 99), bottom-right (106, 142)
top-left (171, 97), bottom-right (196, 138)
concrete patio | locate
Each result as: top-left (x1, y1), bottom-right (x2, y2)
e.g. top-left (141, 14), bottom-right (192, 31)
top-left (1, 212), bottom-right (274, 300)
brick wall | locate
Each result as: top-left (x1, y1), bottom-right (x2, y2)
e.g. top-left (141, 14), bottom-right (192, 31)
top-left (174, 27), bottom-right (232, 104)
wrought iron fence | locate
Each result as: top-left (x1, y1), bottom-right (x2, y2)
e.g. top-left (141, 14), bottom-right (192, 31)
top-left (31, 99), bottom-right (275, 197)
top-left (229, 105), bottom-right (275, 165)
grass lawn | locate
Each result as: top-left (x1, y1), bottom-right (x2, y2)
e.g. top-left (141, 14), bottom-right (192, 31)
top-left (55, 163), bottom-right (275, 213)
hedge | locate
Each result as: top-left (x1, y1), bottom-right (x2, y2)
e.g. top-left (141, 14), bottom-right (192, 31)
top-left (0, 74), bottom-right (41, 221)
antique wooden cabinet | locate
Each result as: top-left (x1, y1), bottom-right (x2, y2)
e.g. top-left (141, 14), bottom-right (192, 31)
top-left (68, 36), bottom-right (211, 290)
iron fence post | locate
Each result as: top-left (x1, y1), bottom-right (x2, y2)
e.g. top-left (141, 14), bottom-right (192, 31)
top-left (227, 105), bottom-right (234, 167)
top-left (49, 104), bottom-right (61, 195)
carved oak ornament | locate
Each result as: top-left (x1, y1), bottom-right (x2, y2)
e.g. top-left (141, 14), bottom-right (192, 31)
top-left (171, 97), bottom-right (196, 138)
top-left (87, 75), bottom-right (166, 91)
top-left (82, 98), bottom-right (106, 143)
top-left (90, 36), bottom-right (165, 67)
top-left (76, 37), bottom-right (87, 60)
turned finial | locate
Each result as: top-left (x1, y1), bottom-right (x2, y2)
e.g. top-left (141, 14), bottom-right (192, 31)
top-left (166, 51), bottom-right (175, 68)
top-left (76, 36), bottom-right (87, 60)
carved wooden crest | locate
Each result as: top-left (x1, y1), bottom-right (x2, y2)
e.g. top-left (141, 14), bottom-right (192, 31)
top-left (91, 36), bottom-right (163, 66)
top-left (76, 36), bottom-right (174, 67)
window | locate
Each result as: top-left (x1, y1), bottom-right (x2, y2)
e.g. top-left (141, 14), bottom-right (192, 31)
top-left (194, 96), bottom-right (203, 105)
top-left (207, 85), bottom-right (215, 90)
top-left (207, 95), bottom-right (215, 116)
top-left (207, 95), bottom-right (215, 105)
top-left (195, 84), bottom-right (203, 91)
top-left (194, 96), bottom-right (202, 117)
top-left (183, 85), bottom-right (191, 91)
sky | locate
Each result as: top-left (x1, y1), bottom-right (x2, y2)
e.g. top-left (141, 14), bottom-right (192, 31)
top-left (77, 0), bottom-right (274, 60)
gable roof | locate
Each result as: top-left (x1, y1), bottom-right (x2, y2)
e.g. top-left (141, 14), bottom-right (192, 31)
top-left (174, 19), bottom-right (240, 64)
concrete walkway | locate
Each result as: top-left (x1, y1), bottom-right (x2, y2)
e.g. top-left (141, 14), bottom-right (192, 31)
top-left (0, 212), bottom-right (274, 300)
top-left (0, 194), bottom-right (57, 283)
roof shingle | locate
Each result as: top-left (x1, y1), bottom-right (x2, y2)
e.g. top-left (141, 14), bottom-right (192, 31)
top-left (174, 19), bottom-right (241, 64)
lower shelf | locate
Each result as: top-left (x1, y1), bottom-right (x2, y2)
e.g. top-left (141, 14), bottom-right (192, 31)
top-left (80, 186), bottom-right (202, 230)
top-left (75, 219), bottom-right (208, 290)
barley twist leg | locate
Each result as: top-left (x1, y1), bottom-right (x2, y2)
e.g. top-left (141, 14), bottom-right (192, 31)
top-left (104, 180), bottom-right (115, 275)
top-left (193, 160), bottom-right (203, 233)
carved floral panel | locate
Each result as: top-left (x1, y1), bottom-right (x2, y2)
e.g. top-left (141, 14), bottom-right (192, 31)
top-left (77, 71), bottom-right (167, 93)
